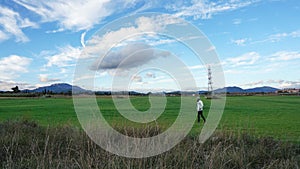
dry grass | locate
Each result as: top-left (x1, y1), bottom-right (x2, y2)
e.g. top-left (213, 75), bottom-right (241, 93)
top-left (0, 120), bottom-right (299, 169)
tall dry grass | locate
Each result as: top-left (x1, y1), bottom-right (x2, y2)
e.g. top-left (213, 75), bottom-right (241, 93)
top-left (0, 120), bottom-right (299, 169)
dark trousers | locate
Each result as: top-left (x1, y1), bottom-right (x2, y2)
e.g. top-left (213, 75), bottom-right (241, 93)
top-left (198, 110), bottom-right (206, 123)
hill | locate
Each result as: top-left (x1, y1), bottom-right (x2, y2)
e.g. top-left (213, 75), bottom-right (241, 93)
top-left (244, 86), bottom-right (279, 93)
top-left (23, 83), bottom-right (86, 94)
top-left (19, 83), bottom-right (279, 95)
top-left (214, 86), bottom-right (244, 93)
top-left (214, 86), bottom-right (279, 94)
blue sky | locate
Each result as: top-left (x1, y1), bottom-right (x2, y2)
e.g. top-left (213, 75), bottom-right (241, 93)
top-left (0, 0), bottom-right (299, 91)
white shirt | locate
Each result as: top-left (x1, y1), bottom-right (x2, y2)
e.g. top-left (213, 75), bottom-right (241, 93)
top-left (197, 100), bottom-right (203, 111)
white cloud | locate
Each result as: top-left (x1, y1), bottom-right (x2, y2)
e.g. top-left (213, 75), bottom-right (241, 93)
top-left (45, 45), bottom-right (81, 67)
top-left (172, 0), bottom-right (259, 19)
top-left (84, 14), bottom-right (184, 56)
top-left (45, 28), bottom-right (65, 34)
top-left (241, 80), bottom-right (264, 87)
top-left (232, 38), bottom-right (247, 46)
top-left (0, 30), bottom-right (9, 42)
top-left (13, 0), bottom-right (138, 31)
top-left (0, 5), bottom-right (37, 42)
top-left (114, 33), bottom-right (200, 47)
top-left (19, 17), bottom-right (38, 28)
top-left (233, 19), bottom-right (242, 25)
top-left (241, 79), bottom-right (300, 89)
top-left (0, 55), bottom-right (32, 80)
top-left (290, 30), bottom-right (300, 38)
top-left (269, 51), bottom-right (300, 61)
top-left (131, 75), bottom-right (142, 82)
top-left (39, 74), bottom-right (60, 83)
top-left (268, 30), bottom-right (300, 42)
top-left (206, 45), bottom-right (216, 52)
top-left (266, 79), bottom-right (283, 84)
top-left (77, 14), bottom-right (184, 80)
top-left (252, 30), bottom-right (300, 44)
top-left (0, 80), bottom-right (35, 91)
top-left (188, 65), bottom-right (205, 70)
top-left (147, 38), bottom-right (177, 46)
top-left (278, 81), bottom-right (300, 89)
top-left (225, 52), bottom-right (260, 66)
top-left (60, 68), bottom-right (67, 74)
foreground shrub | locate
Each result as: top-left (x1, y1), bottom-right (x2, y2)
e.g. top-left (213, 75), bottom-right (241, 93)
top-left (0, 120), bottom-right (299, 169)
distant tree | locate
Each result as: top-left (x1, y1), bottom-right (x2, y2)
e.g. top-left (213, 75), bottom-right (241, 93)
top-left (11, 86), bottom-right (20, 93)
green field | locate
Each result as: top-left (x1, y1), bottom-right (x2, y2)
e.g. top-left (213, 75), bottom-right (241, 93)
top-left (0, 95), bottom-right (299, 142)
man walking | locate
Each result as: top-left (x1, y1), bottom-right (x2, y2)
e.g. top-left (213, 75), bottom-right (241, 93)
top-left (197, 97), bottom-right (206, 123)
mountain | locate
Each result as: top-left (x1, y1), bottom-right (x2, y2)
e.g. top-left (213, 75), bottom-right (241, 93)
top-left (213, 86), bottom-right (279, 94)
top-left (20, 83), bottom-right (280, 94)
top-left (214, 86), bottom-right (244, 93)
top-left (244, 86), bottom-right (279, 93)
top-left (199, 90), bottom-right (208, 95)
top-left (23, 83), bottom-right (87, 94)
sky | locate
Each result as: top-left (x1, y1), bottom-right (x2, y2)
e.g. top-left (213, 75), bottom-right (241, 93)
top-left (0, 0), bottom-right (300, 91)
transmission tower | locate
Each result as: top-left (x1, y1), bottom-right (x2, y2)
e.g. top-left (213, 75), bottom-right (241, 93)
top-left (207, 65), bottom-right (213, 95)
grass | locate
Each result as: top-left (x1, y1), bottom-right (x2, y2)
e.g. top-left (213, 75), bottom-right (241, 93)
top-left (0, 97), bottom-right (78, 126)
top-left (0, 96), bottom-right (299, 168)
top-left (220, 96), bottom-right (300, 142)
top-left (0, 120), bottom-right (299, 169)
top-left (0, 95), bottom-right (299, 142)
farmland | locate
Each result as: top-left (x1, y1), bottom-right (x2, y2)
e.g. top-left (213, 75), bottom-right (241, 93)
top-left (0, 95), bottom-right (299, 142)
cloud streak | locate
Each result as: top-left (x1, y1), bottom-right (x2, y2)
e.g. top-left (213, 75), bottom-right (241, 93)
top-left (171, 0), bottom-right (259, 19)
top-left (13, 0), bottom-right (138, 31)
top-left (251, 30), bottom-right (300, 44)
top-left (0, 5), bottom-right (37, 42)
top-left (267, 30), bottom-right (300, 42)
top-left (225, 52), bottom-right (260, 67)
top-left (269, 51), bottom-right (300, 61)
